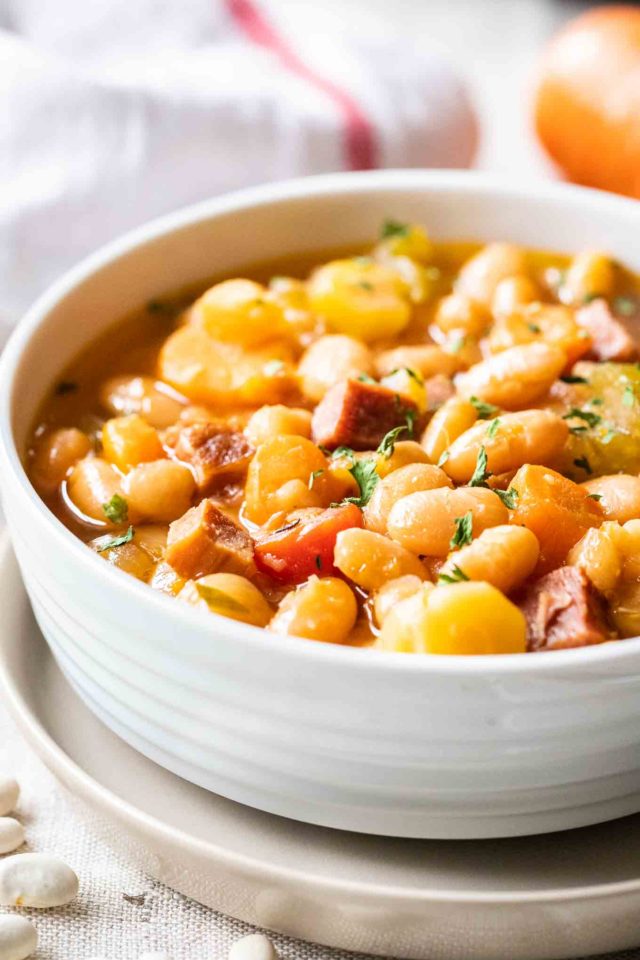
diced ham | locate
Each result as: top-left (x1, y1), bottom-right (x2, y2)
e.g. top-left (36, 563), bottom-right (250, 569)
top-left (516, 566), bottom-right (610, 652)
top-left (311, 378), bottom-right (420, 451)
top-left (167, 422), bottom-right (253, 493)
top-left (166, 499), bottom-right (255, 580)
top-left (576, 299), bottom-right (638, 362)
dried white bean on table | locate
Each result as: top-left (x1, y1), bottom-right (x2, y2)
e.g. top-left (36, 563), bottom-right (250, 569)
top-left (0, 915), bottom-right (37, 960)
top-left (0, 780), bottom-right (19, 818)
top-left (0, 854), bottom-right (78, 908)
top-left (228, 934), bottom-right (279, 960)
top-left (0, 820), bottom-right (25, 856)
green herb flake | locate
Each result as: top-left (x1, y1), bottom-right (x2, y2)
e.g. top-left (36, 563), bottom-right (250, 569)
top-left (96, 526), bottom-right (135, 553)
top-left (381, 218), bottom-right (410, 240)
top-left (495, 487), bottom-right (519, 510)
top-left (562, 407), bottom-right (602, 429)
top-left (358, 281), bottom-right (374, 292)
top-left (450, 511), bottom-right (473, 550)
top-left (437, 450), bottom-right (450, 467)
top-left (573, 456), bottom-right (593, 475)
top-left (404, 408), bottom-right (417, 438)
top-left (389, 366), bottom-right (424, 385)
top-left (586, 493), bottom-right (603, 502)
top-left (470, 396), bottom-right (499, 419)
top-left (341, 458), bottom-right (379, 508)
top-left (486, 418), bottom-right (501, 440)
top-left (438, 565), bottom-right (470, 585)
top-left (590, 397), bottom-right (604, 406)
top-left (582, 292), bottom-right (602, 304)
top-left (308, 469), bottom-right (324, 490)
top-left (377, 424), bottom-right (409, 460)
top-left (614, 296), bottom-right (638, 318)
top-left (263, 359), bottom-right (285, 377)
top-left (560, 374), bottom-right (589, 385)
top-left (469, 446), bottom-right (491, 487)
top-left (622, 384), bottom-right (636, 407)
top-left (102, 494), bottom-right (129, 524)
top-left (527, 322), bottom-right (541, 334)
top-left (331, 445), bottom-right (356, 463)
top-left (357, 372), bottom-right (377, 384)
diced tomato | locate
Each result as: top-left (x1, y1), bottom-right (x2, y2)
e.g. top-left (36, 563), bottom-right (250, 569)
top-left (254, 504), bottom-right (364, 583)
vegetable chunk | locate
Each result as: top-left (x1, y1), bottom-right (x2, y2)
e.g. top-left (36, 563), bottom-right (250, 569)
top-left (509, 465), bottom-right (603, 573)
top-left (167, 422), bottom-right (253, 493)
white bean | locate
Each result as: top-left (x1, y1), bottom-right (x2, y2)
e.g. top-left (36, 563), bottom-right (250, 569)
top-left (0, 915), bottom-right (37, 960)
top-left (0, 779), bottom-right (19, 817)
top-left (0, 853), bottom-right (79, 908)
top-left (229, 934), bottom-right (279, 960)
top-left (0, 818), bottom-right (25, 855)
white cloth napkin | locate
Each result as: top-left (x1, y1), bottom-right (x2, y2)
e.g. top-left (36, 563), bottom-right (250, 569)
top-left (0, 0), bottom-right (477, 330)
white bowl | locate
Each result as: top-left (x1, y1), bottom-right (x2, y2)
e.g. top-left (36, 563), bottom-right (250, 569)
top-left (1, 170), bottom-right (640, 841)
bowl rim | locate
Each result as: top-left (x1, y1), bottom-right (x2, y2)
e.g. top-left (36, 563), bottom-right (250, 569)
top-left (2, 167), bottom-right (640, 677)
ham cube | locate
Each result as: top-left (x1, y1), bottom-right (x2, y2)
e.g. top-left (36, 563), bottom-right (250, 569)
top-left (168, 423), bottom-right (253, 493)
top-left (166, 499), bottom-right (255, 580)
top-left (516, 566), bottom-right (610, 652)
top-left (311, 379), bottom-right (419, 451)
top-left (576, 299), bottom-right (638, 362)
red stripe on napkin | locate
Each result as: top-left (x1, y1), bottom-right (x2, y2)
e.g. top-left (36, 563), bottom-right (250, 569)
top-left (225, 0), bottom-right (377, 170)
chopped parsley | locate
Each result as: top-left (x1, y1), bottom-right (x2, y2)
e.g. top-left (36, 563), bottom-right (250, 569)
top-left (449, 335), bottom-right (466, 355)
top-left (469, 446), bottom-right (490, 487)
top-left (614, 296), bottom-right (638, 317)
top-left (389, 367), bottom-right (424, 384)
top-left (469, 396), bottom-right (499, 419)
top-left (377, 424), bottom-right (409, 459)
top-left (357, 372), bottom-right (377, 384)
top-left (450, 511), bottom-right (473, 550)
top-left (404, 408), bottom-right (417, 438)
top-left (560, 374), bottom-right (589, 385)
top-left (562, 407), bottom-right (602, 429)
top-left (96, 526), bottom-right (134, 552)
top-left (102, 494), bottom-right (128, 524)
top-left (486, 418), bottom-right (501, 440)
top-left (582, 292), bottom-right (602, 304)
top-left (586, 493), bottom-right (603, 502)
top-left (381, 218), bottom-right (410, 240)
top-left (340, 458), bottom-right (379, 508)
top-left (55, 380), bottom-right (78, 396)
top-left (438, 565), bottom-right (470, 585)
top-left (331, 445), bottom-right (356, 463)
top-left (308, 469), bottom-right (324, 490)
top-left (573, 456), bottom-right (593, 475)
top-left (495, 487), bottom-right (519, 510)
top-left (622, 384), bottom-right (636, 407)
top-left (358, 281), bottom-right (374, 292)
top-left (527, 322), bottom-right (541, 334)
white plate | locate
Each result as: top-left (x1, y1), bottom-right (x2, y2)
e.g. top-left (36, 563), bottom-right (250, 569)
top-left (1, 540), bottom-right (640, 960)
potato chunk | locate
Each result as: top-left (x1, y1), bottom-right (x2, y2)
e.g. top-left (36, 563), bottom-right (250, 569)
top-left (378, 581), bottom-right (526, 654)
top-left (194, 279), bottom-right (289, 347)
top-left (159, 325), bottom-right (295, 407)
top-left (308, 259), bottom-right (411, 341)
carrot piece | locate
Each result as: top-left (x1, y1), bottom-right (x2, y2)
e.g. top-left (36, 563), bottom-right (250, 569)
top-left (254, 504), bottom-right (364, 584)
top-left (510, 464), bottom-right (603, 574)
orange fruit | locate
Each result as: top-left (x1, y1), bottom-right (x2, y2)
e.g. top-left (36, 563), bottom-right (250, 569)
top-left (534, 6), bottom-right (640, 198)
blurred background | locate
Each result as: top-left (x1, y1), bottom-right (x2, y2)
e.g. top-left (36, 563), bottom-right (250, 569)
top-left (1, 0), bottom-right (638, 325)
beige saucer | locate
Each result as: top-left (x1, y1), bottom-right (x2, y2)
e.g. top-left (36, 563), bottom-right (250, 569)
top-left (1, 538), bottom-right (640, 960)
